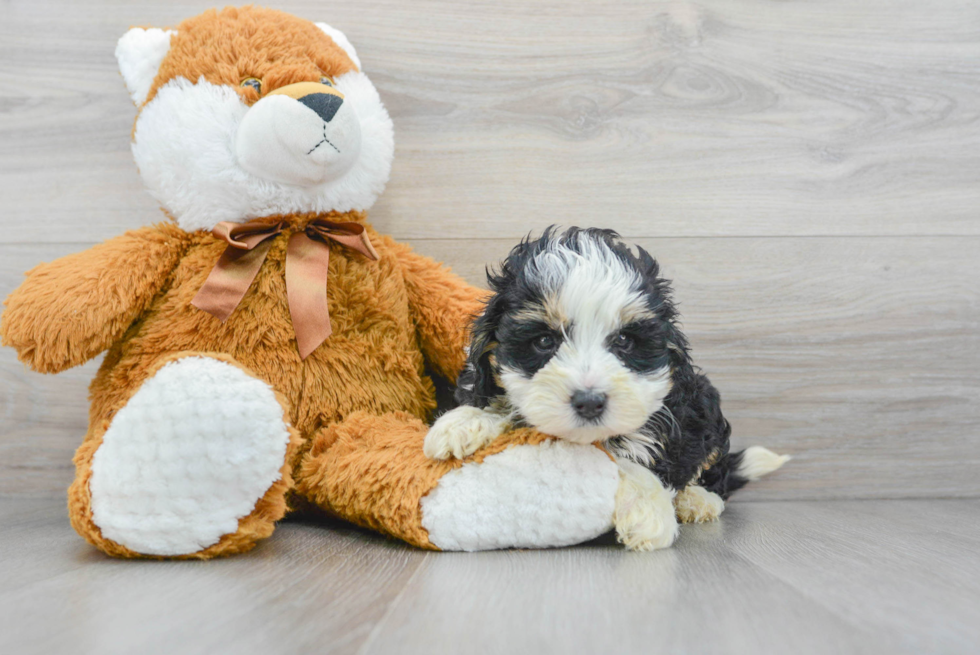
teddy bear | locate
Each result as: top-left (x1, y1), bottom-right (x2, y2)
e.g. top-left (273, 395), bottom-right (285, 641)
top-left (0, 6), bottom-right (636, 558)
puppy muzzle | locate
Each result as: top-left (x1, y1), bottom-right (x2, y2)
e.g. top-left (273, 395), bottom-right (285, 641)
top-left (235, 81), bottom-right (362, 186)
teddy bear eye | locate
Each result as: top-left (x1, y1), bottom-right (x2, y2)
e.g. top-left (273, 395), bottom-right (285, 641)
top-left (319, 76), bottom-right (335, 87)
top-left (240, 77), bottom-right (262, 93)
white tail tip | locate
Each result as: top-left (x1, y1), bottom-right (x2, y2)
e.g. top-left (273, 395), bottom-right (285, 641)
top-left (737, 446), bottom-right (791, 481)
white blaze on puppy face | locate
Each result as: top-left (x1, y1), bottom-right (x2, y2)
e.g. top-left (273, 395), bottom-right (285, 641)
top-left (498, 235), bottom-right (672, 443)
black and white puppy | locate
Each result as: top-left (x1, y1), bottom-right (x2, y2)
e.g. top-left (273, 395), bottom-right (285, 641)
top-left (424, 227), bottom-right (788, 551)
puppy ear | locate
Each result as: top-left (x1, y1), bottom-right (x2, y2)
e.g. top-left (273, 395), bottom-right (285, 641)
top-left (454, 293), bottom-right (507, 409)
top-left (634, 245), bottom-right (661, 280)
top-left (315, 23), bottom-right (362, 70)
top-left (116, 27), bottom-right (174, 106)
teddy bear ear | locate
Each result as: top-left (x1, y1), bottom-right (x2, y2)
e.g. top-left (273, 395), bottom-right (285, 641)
top-left (115, 27), bottom-right (175, 106)
top-left (315, 23), bottom-right (362, 71)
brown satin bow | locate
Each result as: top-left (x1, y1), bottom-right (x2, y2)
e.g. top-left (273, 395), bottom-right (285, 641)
top-left (191, 217), bottom-right (379, 359)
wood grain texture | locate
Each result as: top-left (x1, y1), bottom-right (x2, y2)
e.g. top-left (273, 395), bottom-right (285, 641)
top-left (414, 236), bottom-right (980, 501)
top-left (1, 0), bottom-right (979, 243)
top-left (0, 499), bottom-right (430, 655)
top-left (365, 500), bottom-right (980, 655)
top-left (2, 497), bottom-right (978, 655)
top-left (2, 3), bottom-right (978, 653)
top-left (0, 245), bottom-right (98, 497)
top-left (1, 1), bottom-right (979, 501)
top-left (5, 237), bottom-right (977, 500)
top-left (723, 501), bottom-right (980, 654)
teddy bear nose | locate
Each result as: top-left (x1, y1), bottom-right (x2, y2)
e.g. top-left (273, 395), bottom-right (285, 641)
top-left (297, 93), bottom-right (344, 123)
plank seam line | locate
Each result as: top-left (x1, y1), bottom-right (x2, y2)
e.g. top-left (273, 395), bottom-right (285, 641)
top-left (718, 538), bottom-right (911, 650)
top-left (394, 234), bottom-right (980, 241)
top-left (354, 551), bottom-right (430, 655)
top-left (732, 495), bottom-right (980, 504)
top-left (3, 234), bottom-right (980, 247)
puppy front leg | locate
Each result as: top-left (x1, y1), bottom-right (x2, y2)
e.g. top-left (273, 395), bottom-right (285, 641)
top-left (423, 406), bottom-right (509, 460)
top-left (614, 459), bottom-right (679, 551)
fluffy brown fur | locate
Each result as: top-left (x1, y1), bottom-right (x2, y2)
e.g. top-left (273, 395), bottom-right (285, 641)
top-left (145, 6), bottom-right (358, 109)
top-left (1, 210), bottom-right (499, 556)
top-left (298, 415), bottom-right (554, 549)
top-left (1, 5), bottom-right (579, 558)
top-left (68, 352), bottom-right (304, 559)
top-left (2, 223), bottom-right (189, 374)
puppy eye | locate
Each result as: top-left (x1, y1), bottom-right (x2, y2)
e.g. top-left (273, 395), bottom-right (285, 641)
top-left (612, 332), bottom-right (634, 352)
top-left (319, 76), bottom-right (335, 87)
top-left (532, 334), bottom-right (557, 353)
top-left (240, 77), bottom-right (262, 94)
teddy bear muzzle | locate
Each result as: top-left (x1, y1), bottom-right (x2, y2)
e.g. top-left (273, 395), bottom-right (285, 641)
top-left (235, 81), bottom-right (362, 187)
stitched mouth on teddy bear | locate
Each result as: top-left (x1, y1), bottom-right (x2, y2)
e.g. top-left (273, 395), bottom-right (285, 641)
top-left (306, 123), bottom-right (342, 156)
top-left (235, 82), bottom-right (363, 187)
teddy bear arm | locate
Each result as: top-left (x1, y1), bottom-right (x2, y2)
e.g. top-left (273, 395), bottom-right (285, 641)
top-left (1, 223), bottom-right (189, 373)
top-left (386, 237), bottom-right (489, 382)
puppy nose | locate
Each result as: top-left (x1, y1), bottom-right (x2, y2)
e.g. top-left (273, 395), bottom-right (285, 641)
top-left (571, 390), bottom-right (607, 420)
top-left (298, 93), bottom-right (344, 123)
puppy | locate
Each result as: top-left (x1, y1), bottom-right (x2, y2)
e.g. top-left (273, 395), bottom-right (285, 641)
top-left (424, 227), bottom-right (789, 551)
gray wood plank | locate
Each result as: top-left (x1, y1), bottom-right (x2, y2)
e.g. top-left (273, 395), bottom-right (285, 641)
top-left (0, 244), bottom-right (99, 497)
top-left (3, 498), bottom-right (977, 655)
top-left (1, 0), bottom-right (979, 243)
top-left (361, 515), bottom-right (894, 655)
top-left (3, 236), bottom-right (978, 500)
top-left (363, 500), bottom-right (980, 654)
top-left (0, 499), bottom-right (429, 655)
top-left (845, 497), bottom-right (980, 544)
top-left (725, 500), bottom-right (980, 654)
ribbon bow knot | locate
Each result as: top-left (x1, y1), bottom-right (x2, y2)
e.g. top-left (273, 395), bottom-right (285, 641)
top-left (192, 218), bottom-right (379, 359)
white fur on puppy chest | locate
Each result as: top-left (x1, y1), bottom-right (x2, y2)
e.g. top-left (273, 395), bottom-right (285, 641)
top-left (89, 356), bottom-right (291, 556)
top-left (420, 440), bottom-right (619, 551)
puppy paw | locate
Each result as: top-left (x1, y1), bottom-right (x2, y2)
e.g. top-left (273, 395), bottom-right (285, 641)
top-left (423, 406), bottom-right (507, 460)
top-left (674, 484), bottom-right (725, 524)
top-left (614, 459), bottom-right (679, 551)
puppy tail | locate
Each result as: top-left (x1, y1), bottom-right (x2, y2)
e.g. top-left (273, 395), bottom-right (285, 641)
top-left (699, 446), bottom-right (791, 500)
top-left (737, 446), bottom-right (792, 481)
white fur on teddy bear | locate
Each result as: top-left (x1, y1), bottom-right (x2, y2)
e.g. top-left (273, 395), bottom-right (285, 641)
top-left (420, 440), bottom-right (620, 551)
top-left (89, 356), bottom-right (292, 556)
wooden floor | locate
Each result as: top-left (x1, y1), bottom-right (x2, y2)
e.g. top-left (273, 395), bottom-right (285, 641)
top-left (2, 0), bottom-right (979, 653)
top-left (1, 497), bottom-right (978, 655)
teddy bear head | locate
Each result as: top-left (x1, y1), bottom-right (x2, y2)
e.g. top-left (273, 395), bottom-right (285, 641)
top-left (115, 6), bottom-right (394, 232)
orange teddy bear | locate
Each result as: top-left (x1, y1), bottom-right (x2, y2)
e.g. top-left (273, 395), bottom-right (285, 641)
top-left (1, 6), bottom-right (626, 558)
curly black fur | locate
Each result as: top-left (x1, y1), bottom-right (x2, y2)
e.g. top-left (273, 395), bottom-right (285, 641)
top-left (455, 226), bottom-right (750, 499)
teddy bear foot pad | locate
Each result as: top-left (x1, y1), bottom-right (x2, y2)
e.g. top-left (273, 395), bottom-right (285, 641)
top-left (420, 440), bottom-right (620, 551)
top-left (83, 355), bottom-right (293, 557)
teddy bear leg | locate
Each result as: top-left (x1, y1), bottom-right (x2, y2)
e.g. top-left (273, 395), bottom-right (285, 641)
top-left (295, 412), bottom-right (621, 551)
top-left (68, 353), bottom-right (300, 559)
